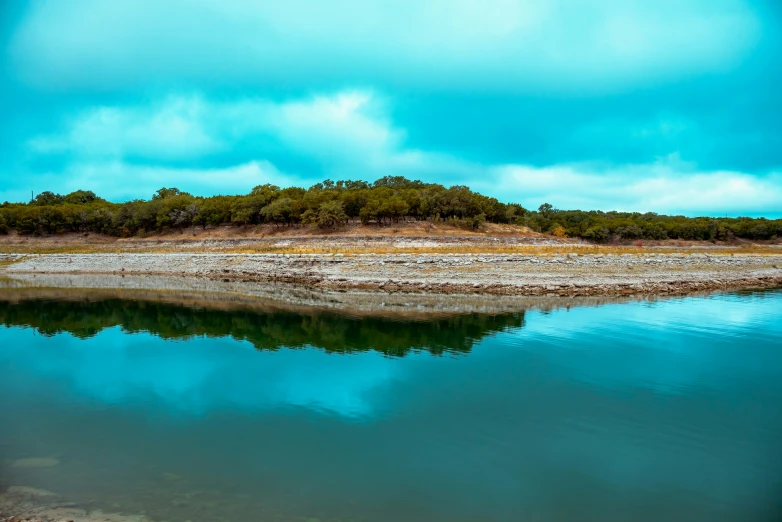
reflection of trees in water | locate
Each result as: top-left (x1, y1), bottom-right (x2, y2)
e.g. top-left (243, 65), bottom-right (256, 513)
top-left (0, 299), bottom-right (525, 356)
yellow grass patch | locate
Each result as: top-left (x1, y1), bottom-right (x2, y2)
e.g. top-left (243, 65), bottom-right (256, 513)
top-left (0, 243), bottom-right (779, 257)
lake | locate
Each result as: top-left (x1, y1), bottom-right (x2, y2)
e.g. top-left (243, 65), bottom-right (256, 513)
top-left (1, 289), bottom-right (781, 522)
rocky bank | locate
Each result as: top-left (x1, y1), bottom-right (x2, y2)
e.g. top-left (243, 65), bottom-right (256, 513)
top-left (1, 252), bottom-right (781, 296)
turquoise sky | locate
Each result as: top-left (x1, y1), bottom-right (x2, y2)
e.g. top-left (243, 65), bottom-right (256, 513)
top-left (1, 0), bottom-right (780, 216)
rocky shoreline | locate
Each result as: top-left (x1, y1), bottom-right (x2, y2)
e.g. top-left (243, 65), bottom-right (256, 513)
top-left (1, 252), bottom-right (781, 297)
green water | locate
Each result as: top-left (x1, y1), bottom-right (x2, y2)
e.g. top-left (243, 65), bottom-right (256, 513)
top-left (1, 290), bottom-right (781, 521)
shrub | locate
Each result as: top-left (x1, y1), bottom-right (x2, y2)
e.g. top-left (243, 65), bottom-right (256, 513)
top-left (316, 201), bottom-right (348, 229)
top-left (550, 224), bottom-right (567, 238)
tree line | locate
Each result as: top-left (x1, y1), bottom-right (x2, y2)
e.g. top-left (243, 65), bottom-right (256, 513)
top-left (0, 176), bottom-right (779, 241)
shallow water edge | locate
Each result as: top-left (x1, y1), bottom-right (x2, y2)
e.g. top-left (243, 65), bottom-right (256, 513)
top-left (1, 273), bottom-right (775, 318)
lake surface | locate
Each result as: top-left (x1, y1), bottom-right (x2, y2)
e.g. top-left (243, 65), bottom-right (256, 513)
top-left (1, 290), bottom-right (781, 522)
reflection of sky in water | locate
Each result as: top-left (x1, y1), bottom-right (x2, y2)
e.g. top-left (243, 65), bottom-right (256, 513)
top-left (1, 292), bottom-right (781, 419)
top-left (1, 291), bottom-right (781, 522)
top-left (1, 328), bottom-right (405, 418)
top-left (511, 293), bottom-right (782, 394)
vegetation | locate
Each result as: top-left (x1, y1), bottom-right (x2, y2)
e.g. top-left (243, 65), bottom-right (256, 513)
top-left (0, 298), bottom-right (526, 356)
top-left (0, 177), bottom-right (779, 242)
top-left (523, 204), bottom-right (782, 243)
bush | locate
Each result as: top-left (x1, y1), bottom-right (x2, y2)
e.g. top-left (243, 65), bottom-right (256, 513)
top-left (471, 213), bottom-right (486, 231)
top-left (550, 224), bottom-right (567, 238)
top-left (2, 177), bottom-right (780, 242)
top-left (316, 201), bottom-right (348, 229)
top-left (582, 226), bottom-right (608, 242)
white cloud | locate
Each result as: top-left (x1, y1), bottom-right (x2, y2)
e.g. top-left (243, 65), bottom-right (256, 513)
top-left (29, 96), bottom-right (223, 161)
top-left (269, 92), bottom-right (401, 165)
top-left (489, 161), bottom-right (782, 215)
top-left (22, 160), bottom-right (295, 202)
top-left (16, 91), bottom-right (782, 216)
top-left (30, 91), bottom-right (400, 166)
top-left (9, 0), bottom-right (761, 92)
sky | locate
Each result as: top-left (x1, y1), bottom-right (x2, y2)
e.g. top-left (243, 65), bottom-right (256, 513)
top-left (1, 0), bottom-right (781, 216)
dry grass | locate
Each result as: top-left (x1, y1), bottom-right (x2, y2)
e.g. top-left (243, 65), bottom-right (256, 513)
top-left (0, 242), bottom-right (779, 257)
top-left (0, 258), bottom-right (24, 268)
top-left (235, 244), bottom-right (781, 256)
top-left (1, 225), bottom-right (780, 256)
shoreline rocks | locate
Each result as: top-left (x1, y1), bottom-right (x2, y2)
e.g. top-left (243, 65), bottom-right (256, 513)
top-left (1, 252), bottom-right (781, 297)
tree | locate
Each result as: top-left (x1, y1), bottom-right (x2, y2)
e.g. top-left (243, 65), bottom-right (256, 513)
top-left (261, 198), bottom-right (296, 226)
top-left (250, 184), bottom-right (280, 199)
top-left (152, 188), bottom-right (190, 200)
top-left (471, 213), bottom-right (487, 231)
top-left (582, 226), bottom-right (608, 241)
top-left (384, 197), bottom-right (410, 222)
top-left (33, 191), bottom-right (64, 206)
top-left (316, 201), bottom-right (348, 229)
top-left (538, 203), bottom-right (554, 217)
top-left (550, 224), bottom-right (567, 238)
top-left (4, 176), bottom-right (782, 243)
top-left (360, 199), bottom-right (381, 224)
top-left (168, 203), bottom-right (200, 233)
top-left (64, 190), bottom-right (99, 205)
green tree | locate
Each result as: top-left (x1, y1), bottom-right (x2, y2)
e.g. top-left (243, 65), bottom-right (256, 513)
top-left (359, 198), bottom-right (381, 224)
top-left (32, 191), bottom-right (64, 206)
top-left (152, 188), bottom-right (190, 200)
top-left (471, 213), bottom-right (487, 231)
top-left (63, 190), bottom-right (99, 205)
top-left (316, 201), bottom-right (348, 229)
top-left (384, 196), bottom-right (410, 222)
top-left (261, 197), bottom-right (296, 226)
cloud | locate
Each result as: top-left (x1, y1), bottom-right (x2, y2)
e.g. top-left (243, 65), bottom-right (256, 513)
top-left (8, 0), bottom-right (762, 92)
top-left (489, 160), bottom-right (782, 215)
top-left (10, 91), bottom-right (781, 216)
top-left (12, 160), bottom-right (292, 202)
top-left (29, 96), bottom-right (223, 161)
top-left (29, 91), bottom-right (407, 170)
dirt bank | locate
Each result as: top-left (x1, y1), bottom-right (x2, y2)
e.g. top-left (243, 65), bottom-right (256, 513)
top-left (2, 251), bottom-right (781, 297)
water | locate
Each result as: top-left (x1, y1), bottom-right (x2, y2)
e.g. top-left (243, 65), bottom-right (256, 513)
top-left (1, 290), bottom-right (781, 522)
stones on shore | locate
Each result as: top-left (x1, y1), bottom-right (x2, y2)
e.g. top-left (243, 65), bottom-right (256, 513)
top-left (2, 251), bottom-right (781, 298)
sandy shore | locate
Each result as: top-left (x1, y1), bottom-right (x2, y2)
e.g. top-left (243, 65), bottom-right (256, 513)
top-left (2, 251), bottom-right (781, 296)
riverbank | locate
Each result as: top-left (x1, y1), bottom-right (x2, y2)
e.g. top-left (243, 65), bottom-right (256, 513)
top-left (0, 273), bottom-right (709, 319)
top-left (1, 250), bottom-right (781, 296)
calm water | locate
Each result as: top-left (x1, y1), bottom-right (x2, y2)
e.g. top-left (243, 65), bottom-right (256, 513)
top-left (1, 291), bottom-right (781, 522)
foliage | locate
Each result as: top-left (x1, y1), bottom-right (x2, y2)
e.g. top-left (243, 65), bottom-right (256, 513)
top-left (550, 224), bottom-right (567, 238)
top-left (520, 204), bottom-right (781, 242)
top-left (315, 200), bottom-right (349, 229)
top-left (1, 178), bottom-right (780, 242)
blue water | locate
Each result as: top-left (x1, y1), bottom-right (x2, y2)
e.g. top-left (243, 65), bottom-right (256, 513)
top-left (1, 290), bottom-right (781, 522)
